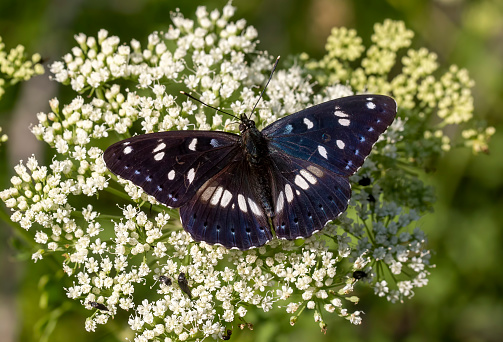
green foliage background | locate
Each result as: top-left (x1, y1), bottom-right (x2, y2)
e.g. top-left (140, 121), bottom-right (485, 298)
top-left (0, 0), bottom-right (501, 341)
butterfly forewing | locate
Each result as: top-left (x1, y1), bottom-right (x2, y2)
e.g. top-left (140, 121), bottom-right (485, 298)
top-left (269, 153), bottom-right (351, 240)
top-left (263, 95), bottom-right (396, 176)
top-left (180, 159), bottom-right (273, 250)
top-left (104, 131), bottom-right (240, 208)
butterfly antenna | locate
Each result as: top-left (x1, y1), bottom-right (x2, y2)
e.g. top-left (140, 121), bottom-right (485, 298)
top-left (249, 55), bottom-right (280, 119)
top-left (180, 91), bottom-right (240, 121)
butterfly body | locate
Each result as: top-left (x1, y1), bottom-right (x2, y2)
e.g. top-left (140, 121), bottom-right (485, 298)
top-left (104, 95), bottom-right (397, 250)
top-left (238, 116), bottom-right (276, 218)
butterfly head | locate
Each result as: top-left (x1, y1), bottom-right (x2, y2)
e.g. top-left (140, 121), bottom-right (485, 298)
top-left (239, 114), bottom-right (256, 134)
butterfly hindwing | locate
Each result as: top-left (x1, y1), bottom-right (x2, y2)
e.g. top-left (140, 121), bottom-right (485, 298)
top-left (180, 159), bottom-right (273, 250)
top-left (103, 131), bottom-right (240, 208)
top-left (263, 95), bottom-right (397, 176)
top-left (269, 153), bottom-right (351, 240)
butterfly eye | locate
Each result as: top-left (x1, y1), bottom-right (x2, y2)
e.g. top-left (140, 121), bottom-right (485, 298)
top-left (322, 133), bottom-right (331, 142)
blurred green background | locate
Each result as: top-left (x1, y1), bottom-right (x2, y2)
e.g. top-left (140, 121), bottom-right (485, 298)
top-left (1, 0), bottom-right (502, 341)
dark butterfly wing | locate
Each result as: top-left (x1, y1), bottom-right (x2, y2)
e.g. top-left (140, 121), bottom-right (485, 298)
top-left (180, 159), bottom-right (273, 250)
top-left (269, 152), bottom-right (351, 240)
top-left (103, 131), bottom-right (240, 208)
top-left (262, 95), bottom-right (397, 176)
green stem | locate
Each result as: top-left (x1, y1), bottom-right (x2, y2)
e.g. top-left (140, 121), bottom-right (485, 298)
top-left (102, 184), bottom-right (132, 201)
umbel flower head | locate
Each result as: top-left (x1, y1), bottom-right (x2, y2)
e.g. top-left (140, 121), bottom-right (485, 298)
top-left (0, 3), bottom-right (493, 341)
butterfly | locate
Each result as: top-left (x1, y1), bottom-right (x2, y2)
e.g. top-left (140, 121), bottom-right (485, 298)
top-left (104, 92), bottom-right (396, 250)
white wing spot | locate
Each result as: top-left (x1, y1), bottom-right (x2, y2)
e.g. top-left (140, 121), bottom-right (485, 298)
top-left (318, 145), bottom-right (328, 159)
top-left (200, 186), bottom-right (216, 202)
top-left (238, 194), bottom-right (248, 212)
top-left (336, 139), bottom-right (345, 149)
top-left (220, 190), bottom-right (232, 208)
top-left (339, 119), bottom-right (350, 126)
top-left (168, 169), bottom-right (175, 180)
top-left (303, 118), bottom-right (314, 129)
top-left (123, 141), bottom-right (130, 145)
top-left (124, 146), bottom-right (133, 154)
top-left (295, 175), bottom-right (310, 190)
top-left (154, 152), bottom-right (165, 161)
top-left (247, 198), bottom-right (263, 216)
top-left (210, 138), bottom-right (220, 148)
top-left (153, 142), bottom-right (166, 153)
top-left (210, 186), bottom-right (223, 206)
top-left (367, 102), bottom-right (376, 109)
top-left (366, 97), bottom-right (373, 101)
top-left (188, 138), bottom-right (197, 151)
top-left (307, 165), bottom-right (324, 177)
top-left (300, 169), bottom-right (317, 184)
top-left (296, 190), bottom-right (300, 195)
top-left (334, 110), bottom-right (348, 118)
top-left (187, 168), bottom-right (195, 184)
top-left (276, 191), bottom-right (284, 213)
top-left (285, 184), bottom-right (294, 203)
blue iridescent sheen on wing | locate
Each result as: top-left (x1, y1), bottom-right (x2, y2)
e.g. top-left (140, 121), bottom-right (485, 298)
top-left (268, 154), bottom-right (351, 240)
top-left (263, 95), bottom-right (396, 176)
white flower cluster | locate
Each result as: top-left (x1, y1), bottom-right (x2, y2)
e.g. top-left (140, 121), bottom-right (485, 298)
top-left (0, 3), bottom-right (436, 341)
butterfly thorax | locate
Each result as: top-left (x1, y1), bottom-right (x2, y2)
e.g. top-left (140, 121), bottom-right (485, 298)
top-left (239, 116), bottom-right (275, 218)
top-left (239, 117), bottom-right (268, 164)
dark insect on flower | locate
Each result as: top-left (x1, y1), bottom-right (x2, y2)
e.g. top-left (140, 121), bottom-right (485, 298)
top-left (159, 275), bottom-right (172, 286)
top-left (88, 301), bottom-right (109, 311)
top-left (222, 329), bottom-right (232, 340)
top-left (177, 272), bottom-right (192, 299)
top-left (104, 58), bottom-right (396, 250)
top-left (358, 176), bottom-right (371, 186)
top-left (353, 270), bottom-right (368, 280)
